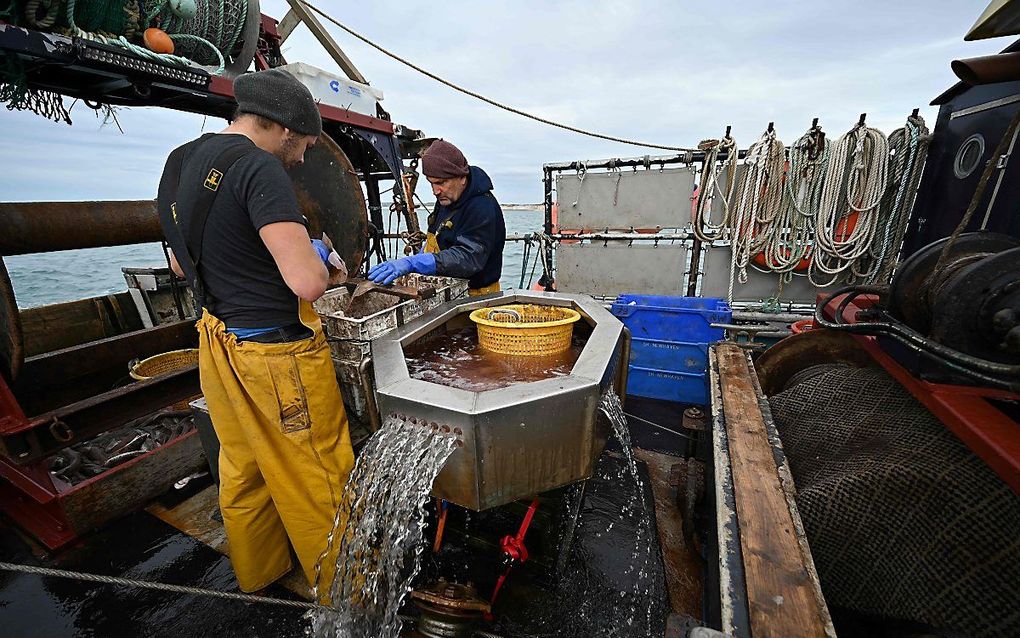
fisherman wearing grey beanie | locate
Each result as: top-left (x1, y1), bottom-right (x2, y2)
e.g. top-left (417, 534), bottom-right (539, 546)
top-left (155, 66), bottom-right (354, 596)
top-left (233, 68), bottom-right (322, 137)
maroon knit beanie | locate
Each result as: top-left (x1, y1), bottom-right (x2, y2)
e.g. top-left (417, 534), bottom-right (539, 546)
top-left (422, 140), bottom-right (469, 179)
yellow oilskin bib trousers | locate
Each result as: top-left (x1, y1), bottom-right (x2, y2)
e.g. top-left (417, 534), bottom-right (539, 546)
top-left (424, 232), bottom-right (500, 297)
top-left (196, 298), bottom-right (354, 594)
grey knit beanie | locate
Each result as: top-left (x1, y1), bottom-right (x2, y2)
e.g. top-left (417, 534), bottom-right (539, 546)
top-left (234, 68), bottom-right (322, 137)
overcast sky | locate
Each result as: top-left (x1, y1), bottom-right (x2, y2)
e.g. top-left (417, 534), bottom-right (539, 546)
top-left (0, 1), bottom-right (1007, 204)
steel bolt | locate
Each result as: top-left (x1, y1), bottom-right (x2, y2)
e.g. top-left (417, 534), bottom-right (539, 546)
top-left (992, 308), bottom-right (1018, 336)
top-left (1004, 326), bottom-right (1020, 354)
top-left (453, 427), bottom-right (462, 435)
top-left (441, 425), bottom-right (451, 433)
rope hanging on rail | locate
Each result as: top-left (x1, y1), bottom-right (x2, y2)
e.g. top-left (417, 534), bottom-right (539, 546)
top-left (692, 134), bottom-right (739, 243)
top-left (727, 124), bottom-right (786, 301)
top-left (810, 118), bottom-right (890, 286)
top-left (760, 122), bottom-right (830, 277)
top-left (865, 113), bottom-right (930, 284)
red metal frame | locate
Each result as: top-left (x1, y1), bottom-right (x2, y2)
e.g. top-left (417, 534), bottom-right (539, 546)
top-left (0, 428), bottom-right (201, 550)
top-left (822, 294), bottom-right (1020, 493)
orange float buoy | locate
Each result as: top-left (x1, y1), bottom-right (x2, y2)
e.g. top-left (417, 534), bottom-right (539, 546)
top-left (143, 28), bottom-right (174, 55)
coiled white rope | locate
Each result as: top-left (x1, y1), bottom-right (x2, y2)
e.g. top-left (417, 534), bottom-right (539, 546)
top-left (727, 127), bottom-right (786, 301)
top-left (865, 114), bottom-right (930, 284)
top-left (810, 122), bottom-right (890, 286)
top-left (692, 135), bottom-right (739, 243)
top-left (760, 125), bottom-right (830, 276)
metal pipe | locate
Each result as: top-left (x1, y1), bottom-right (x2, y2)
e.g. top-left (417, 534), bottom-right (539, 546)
top-left (952, 52), bottom-right (1020, 86)
top-left (358, 356), bottom-right (381, 432)
top-left (552, 232), bottom-right (690, 241)
top-left (542, 166), bottom-right (555, 291)
top-left (731, 310), bottom-right (811, 323)
top-left (0, 200), bottom-right (160, 255)
top-left (543, 149), bottom-right (748, 172)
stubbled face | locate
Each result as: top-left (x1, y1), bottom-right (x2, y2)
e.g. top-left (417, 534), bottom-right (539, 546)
top-left (275, 131), bottom-right (318, 169)
top-left (428, 175), bottom-right (468, 206)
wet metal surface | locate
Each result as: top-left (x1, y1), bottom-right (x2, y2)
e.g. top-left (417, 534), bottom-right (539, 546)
top-left (374, 291), bottom-right (625, 511)
top-left (423, 452), bottom-right (671, 638)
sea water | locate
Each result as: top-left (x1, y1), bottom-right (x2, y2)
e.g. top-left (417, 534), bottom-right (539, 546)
top-left (4, 208), bottom-right (544, 308)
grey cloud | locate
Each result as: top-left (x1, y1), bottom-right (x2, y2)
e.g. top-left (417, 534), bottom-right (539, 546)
top-left (0, 0), bottom-right (1007, 204)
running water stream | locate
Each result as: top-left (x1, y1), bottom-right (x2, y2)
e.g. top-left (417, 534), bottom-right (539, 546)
top-left (598, 389), bottom-right (657, 634)
top-left (307, 415), bottom-right (457, 638)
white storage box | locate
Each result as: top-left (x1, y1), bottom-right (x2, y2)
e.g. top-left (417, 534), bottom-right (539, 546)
top-left (277, 62), bottom-right (383, 118)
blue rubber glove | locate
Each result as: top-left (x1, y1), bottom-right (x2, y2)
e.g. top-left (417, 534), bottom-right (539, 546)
top-left (367, 253), bottom-right (437, 285)
top-left (310, 238), bottom-right (331, 264)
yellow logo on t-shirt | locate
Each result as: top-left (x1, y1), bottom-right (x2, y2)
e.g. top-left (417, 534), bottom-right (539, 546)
top-left (204, 169), bottom-right (223, 191)
top-left (171, 202), bottom-right (178, 223)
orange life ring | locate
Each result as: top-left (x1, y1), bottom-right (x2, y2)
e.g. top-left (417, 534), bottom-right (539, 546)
top-left (753, 250), bottom-right (812, 272)
top-left (791, 318), bottom-right (815, 334)
top-left (750, 210), bottom-right (860, 273)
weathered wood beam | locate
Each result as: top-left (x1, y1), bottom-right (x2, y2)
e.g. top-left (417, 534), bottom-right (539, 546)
top-left (278, 8), bottom-right (301, 43)
top-left (285, 0), bottom-right (369, 84)
top-left (714, 342), bottom-right (832, 638)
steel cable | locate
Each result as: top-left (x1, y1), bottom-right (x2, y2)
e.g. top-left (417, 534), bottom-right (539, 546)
top-left (0, 560), bottom-right (325, 610)
top-left (296, 0), bottom-right (696, 153)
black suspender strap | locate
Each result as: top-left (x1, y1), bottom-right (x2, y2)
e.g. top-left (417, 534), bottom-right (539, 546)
top-left (162, 136), bottom-right (253, 309)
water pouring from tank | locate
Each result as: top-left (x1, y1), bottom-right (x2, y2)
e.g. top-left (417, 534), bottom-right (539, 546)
top-left (304, 292), bottom-right (670, 636)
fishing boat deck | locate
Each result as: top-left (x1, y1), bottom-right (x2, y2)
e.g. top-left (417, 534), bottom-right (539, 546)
top-left (0, 398), bottom-right (701, 637)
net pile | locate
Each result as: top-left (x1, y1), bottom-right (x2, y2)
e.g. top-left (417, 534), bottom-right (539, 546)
top-left (768, 365), bottom-right (1020, 636)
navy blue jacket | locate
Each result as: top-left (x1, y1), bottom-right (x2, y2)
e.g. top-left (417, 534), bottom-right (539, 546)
top-left (429, 166), bottom-right (505, 289)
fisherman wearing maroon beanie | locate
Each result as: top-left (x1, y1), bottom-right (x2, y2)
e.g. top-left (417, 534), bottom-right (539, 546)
top-left (368, 140), bottom-right (506, 295)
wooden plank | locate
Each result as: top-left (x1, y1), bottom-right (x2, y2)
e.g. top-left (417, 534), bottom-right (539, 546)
top-left (146, 485), bottom-right (313, 599)
top-left (715, 343), bottom-right (829, 638)
top-left (278, 8), bottom-right (301, 42)
top-left (633, 448), bottom-right (702, 617)
top-left (19, 292), bottom-right (144, 357)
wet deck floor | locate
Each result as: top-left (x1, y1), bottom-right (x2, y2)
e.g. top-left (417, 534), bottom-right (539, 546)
top-left (0, 397), bottom-right (699, 637)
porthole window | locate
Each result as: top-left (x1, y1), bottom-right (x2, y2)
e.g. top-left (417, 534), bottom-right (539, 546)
top-left (954, 134), bottom-right (985, 179)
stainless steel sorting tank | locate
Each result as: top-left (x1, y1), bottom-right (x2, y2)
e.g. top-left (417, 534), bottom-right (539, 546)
top-left (372, 291), bottom-right (628, 511)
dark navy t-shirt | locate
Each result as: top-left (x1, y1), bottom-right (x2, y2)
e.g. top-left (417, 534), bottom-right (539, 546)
top-left (157, 134), bottom-right (306, 328)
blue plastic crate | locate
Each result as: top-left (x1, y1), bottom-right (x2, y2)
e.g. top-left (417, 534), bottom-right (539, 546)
top-left (611, 295), bottom-right (730, 342)
top-left (626, 366), bottom-right (709, 405)
top-left (629, 337), bottom-right (708, 373)
top-left (611, 295), bottom-right (730, 405)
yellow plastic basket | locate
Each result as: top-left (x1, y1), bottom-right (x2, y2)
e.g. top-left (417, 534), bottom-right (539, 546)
top-left (130, 348), bottom-right (199, 381)
top-left (469, 304), bottom-right (581, 356)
